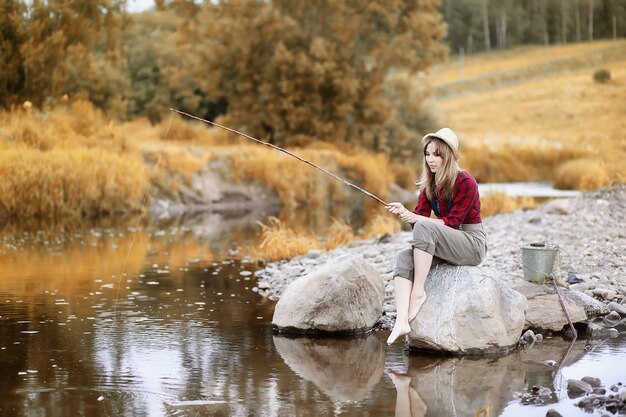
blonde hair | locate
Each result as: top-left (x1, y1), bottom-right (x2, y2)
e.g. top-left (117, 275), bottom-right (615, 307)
top-left (417, 137), bottom-right (459, 202)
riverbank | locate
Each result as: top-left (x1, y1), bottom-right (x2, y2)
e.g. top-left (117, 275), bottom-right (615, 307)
top-left (255, 186), bottom-right (626, 328)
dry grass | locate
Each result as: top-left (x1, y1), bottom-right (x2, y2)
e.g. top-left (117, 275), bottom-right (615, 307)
top-left (431, 51), bottom-right (626, 190)
top-left (429, 40), bottom-right (625, 87)
top-left (212, 145), bottom-right (393, 209)
top-left (0, 100), bottom-right (150, 218)
top-left (554, 158), bottom-right (626, 190)
top-left (480, 192), bottom-right (538, 218)
top-left (0, 148), bottom-right (147, 218)
top-left (254, 213), bottom-right (401, 261)
top-left (256, 217), bottom-right (322, 261)
top-left (361, 214), bottom-right (402, 239)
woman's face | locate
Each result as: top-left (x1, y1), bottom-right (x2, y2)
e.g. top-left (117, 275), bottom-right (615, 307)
top-left (425, 142), bottom-right (443, 174)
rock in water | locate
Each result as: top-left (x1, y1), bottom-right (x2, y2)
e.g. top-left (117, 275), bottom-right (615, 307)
top-left (513, 279), bottom-right (607, 331)
top-left (407, 265), bottom-right (527, 354)
top-left (567, 379), bottom-right (593, 397)
top-left (272, 255), bottom-right (384, 334)
top-left (581, 376), bottom-right (602, 388)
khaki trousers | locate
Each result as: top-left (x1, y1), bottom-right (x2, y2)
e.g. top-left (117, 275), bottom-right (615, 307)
top-left (392, 222), bottom-right (487, 282)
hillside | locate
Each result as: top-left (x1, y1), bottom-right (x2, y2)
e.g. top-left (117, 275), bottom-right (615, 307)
top-left (426, 40), bottom-right (626, 189)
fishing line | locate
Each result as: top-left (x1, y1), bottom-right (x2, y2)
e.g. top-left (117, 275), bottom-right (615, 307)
top-left (97, 111), bottom-right (175, 404)
top-left (170, 108), bottom-right (389, 206)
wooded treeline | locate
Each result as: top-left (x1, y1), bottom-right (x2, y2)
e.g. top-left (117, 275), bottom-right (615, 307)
top-left (1, 0), bottom-right (624, 152)
top-left (443, 0), bottom-right (626, 54)
top-left (2, 0), bottom-right (448, 155)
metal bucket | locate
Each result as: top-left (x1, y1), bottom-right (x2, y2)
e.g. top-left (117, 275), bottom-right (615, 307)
top-left (521, 243), bottom-right (559, 284)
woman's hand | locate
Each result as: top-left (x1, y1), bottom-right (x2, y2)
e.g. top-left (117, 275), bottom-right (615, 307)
top-left (386, 202), bottom-right (419, 224)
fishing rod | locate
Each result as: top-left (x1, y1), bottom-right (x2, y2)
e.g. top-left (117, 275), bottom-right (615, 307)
top-left (170, 108), bottom-right (389, 206)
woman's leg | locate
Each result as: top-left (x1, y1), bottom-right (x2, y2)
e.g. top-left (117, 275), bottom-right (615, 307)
top-left (408, 248), bottom-right (433, 322)
top-left (387, 276), bottom-right (414, 345)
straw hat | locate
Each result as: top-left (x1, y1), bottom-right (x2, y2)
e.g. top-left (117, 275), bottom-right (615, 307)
top-left (422, 128), bottom-right (460, 160)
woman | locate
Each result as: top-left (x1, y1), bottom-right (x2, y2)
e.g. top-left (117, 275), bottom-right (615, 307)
top-left (385, 127), bottom-right (487, 345)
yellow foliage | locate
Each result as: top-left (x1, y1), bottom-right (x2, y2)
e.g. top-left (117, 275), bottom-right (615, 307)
top-left (554, 159), bottom-right (616, 191)
top-left (480, 192), bottom-right (537, 217)
top-left (214, 145), bottom-right (393, 209)
top-left (144, 146), bottom-right (204, 186)
top-left (389, 163), bottom-right (418, 191)
top-left (156, 114), bottom-right (231, 145)
top-left (324, 219), bottom-right (354, 250)
top-left (361, 214), bottom-right (402, 239)
top-left (0, 148), bottom-right (147, 218)
top-left (256, 217), bottom-right (321, 261)
top-left (255, 216), bottom-right (361, 261)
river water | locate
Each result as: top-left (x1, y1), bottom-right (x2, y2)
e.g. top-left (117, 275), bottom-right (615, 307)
top-left (1, 205), bottom-right (624, 417)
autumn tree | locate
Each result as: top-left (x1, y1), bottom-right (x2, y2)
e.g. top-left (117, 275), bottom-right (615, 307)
top-left (17, 0), bottom-right (129, 113)
top-left (184, 0), bottom-right (447, 153)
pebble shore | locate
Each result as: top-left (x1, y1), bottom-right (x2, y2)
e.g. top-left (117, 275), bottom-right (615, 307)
top-left (255, 186), bottom-right (626, 327)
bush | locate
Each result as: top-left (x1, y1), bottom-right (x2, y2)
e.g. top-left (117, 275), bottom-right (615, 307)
top-left (593, 68), bottom-right (611, 83)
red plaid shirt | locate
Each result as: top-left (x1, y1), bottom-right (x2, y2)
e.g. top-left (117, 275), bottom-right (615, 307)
top-left (413, 171), bottom-right (482, 229)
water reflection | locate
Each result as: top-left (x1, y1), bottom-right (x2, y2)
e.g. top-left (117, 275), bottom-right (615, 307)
top-left (2, 205), bottom-right (626, 416)
top-left (401, 352), bottom-right (526, 417)
top-left (273, 334), bottom-right (385, 402)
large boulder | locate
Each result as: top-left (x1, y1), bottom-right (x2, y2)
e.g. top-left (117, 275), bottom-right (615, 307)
top-left (272, 255), bottom-right (384, 334)
top-left (408, 265), bottom-right (527, 354)
top-left (512, 279), bottom-right (609, 331)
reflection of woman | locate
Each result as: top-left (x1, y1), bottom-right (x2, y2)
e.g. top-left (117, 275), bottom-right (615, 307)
top-left (387, 369), bottom-right (427, 417)
top-left (385, 128), bottom-right (487, 345)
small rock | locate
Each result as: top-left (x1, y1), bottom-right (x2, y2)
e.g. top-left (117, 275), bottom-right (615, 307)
top-left (592, 387), bottom-right (607, 395)
top-left (604, 311), bottom-right (622, 325)
top-left (568, 379), bottom-right (593, 397)
top-left (543, 199), bottom-right (573, 215)
top-left (569, 283), bottom-right (588, 292)
top-left (586, 323), bottom-right (619, 339)
top-left (283, 265), bottom-right (304, 277)
top-left (522, 329), bottom-right (536, 343)
top-left (543, 360), bottom-right (557, 367)
top-left (567, 272), bottom-right (584, 284)
top-left (593, 288), bottom-right (610, 299)
top-left (608, 302), bottom-right (626, 316)
top-left (564, 327), bottom-right (578, 340)
top-left (306, 249), bottom-right (322, 259)
top-left (619, 388), bottom-right (626, 402)
top-left (377, 233), bottom-right (392, 244)
top-left (545, 408), bottom-right (563, 417)
top-left (581, 376), bottom-right (603, 388)
top-left (257, 281), bottom-right (270, 290)
top-left (534, 333), bottom-right (544, 342)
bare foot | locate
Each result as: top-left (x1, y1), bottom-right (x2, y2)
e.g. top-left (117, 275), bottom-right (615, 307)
top-left (408, 293), bottom-right (427, 323)
top-left (387, 321), bottom-right (411, 345)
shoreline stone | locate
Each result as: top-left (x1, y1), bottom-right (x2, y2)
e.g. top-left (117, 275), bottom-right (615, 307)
top-left (256, 186), bottom-right (626, 337)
